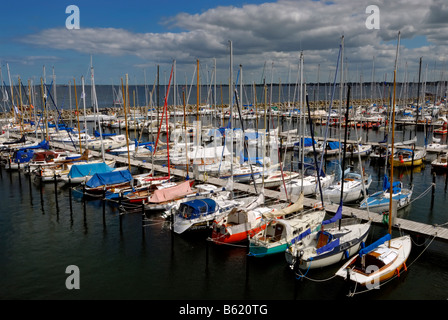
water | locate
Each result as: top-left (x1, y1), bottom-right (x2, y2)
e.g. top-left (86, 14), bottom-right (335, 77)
top-left (1, 88), bottom-right (448, 303)
top-left (2, 82), bottom-right (445, 111)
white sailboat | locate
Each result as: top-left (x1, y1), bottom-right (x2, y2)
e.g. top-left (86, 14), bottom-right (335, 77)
top-left (248, 194), bottom-right (326, 257)
top-left (320, 168), bottom-right (372, 204)
top-left (336, 31), bottom-right (411, 291)
top-left (285, 203), bottom-right (371, 270)
top-left (285, 83), bottom-right (372, 271)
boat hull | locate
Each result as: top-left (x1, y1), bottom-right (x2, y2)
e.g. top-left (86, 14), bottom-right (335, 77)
top-left (297, 226), bottom-right (370, 270)
top-left (211, 225), bottom-right (266, 244)
top-left (335, 235), bottom-right (412, 287)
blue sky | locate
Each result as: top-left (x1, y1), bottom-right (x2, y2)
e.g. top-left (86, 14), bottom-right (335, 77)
top-left (1, 0), bottom-right (447, 85)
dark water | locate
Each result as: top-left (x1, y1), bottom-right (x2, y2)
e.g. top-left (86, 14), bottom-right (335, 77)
top-left (1, 124), bottom-right (448, 302)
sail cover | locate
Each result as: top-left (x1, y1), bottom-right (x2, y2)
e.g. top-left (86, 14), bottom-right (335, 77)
top-left (86, 169), bottom-right (133, 188)
top-left (290, 228), bottom-right (311, 245)
top-left (322, 203), bottom-right (342, 225)
top-left (68, 162), bottom-right (113, 179)
top-left (19, 140), bottom-right (49, 151)
top-left (315, 238), bottom-right (340, 255)
top-left (358, 233), bottom-right (391, 258)
top-left (148, 181), bottom-right (193, 203)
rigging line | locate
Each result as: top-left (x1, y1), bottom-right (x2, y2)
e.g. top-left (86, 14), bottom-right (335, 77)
top-left (407, 183), bottom-right (434, 204)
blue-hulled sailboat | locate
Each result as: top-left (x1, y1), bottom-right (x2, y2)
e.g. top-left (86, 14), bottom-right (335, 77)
top-left (359, 175), bottom-right (412, 213)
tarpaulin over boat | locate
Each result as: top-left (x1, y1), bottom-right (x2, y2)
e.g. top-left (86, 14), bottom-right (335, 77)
top-left (327, 141), bottom-right (340, 150)
top-left (148, 181), bottom-right (193, 203)
top-left (86, 169), bottom-right (133, 188)
top-left (358, 233), bottom-right (391, 258)
top-left (68, 162), bottom-right (113, 179)
top-left (294, 138), bottom-right (316, 147)
top-left (178, 198), bottom-right (217, 220)
top-left (19, 140), bottom-right (49, 151)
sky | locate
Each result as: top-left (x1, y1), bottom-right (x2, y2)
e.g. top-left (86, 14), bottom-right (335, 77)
top-left (1, 0), bottom-right (448, 86)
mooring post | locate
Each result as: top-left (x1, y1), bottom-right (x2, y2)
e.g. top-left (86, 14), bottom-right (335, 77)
top-left (141, 202), bottom-right (145, 235)
top-left (102, 187), bottom-right (106, 225)
top-left (69, 178), bottom-right (73, 214)
top-left (205, 237), bottom-right (209, 271)
top-left (83, 184), bottom-right (86, 215)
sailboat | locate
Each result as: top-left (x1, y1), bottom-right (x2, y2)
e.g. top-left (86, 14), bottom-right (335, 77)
top-left (431, 151), bottom-right (448, 171)
top-left (210, 192), bottom-right (268, 244)
top-left (335, 31), bottom-right (411, 290)
top-left (248, 194), bottom-right (326, 257)
top-left (172, 192), bottom-right (260, 234)
top-left (285, 202), bottom-right (371, 270)
top-left (359, 175), bottom-right (412, 213)
top-left (320, 167), bottom-right (372, 204)
top-left (252, 168), bottom-right (300, 189)
top-left (285, 84), bottom-right (372, 271)
top-left (425, 135), bottom-right (447, 153)
top-left (433, 120), bottom-right (447, 135)
top-left (320, 92), bottom-right (372, 204)
top-left (334, 233), bottom-right (411, 288)
top-left (390, 146), bottom-right (426, 167)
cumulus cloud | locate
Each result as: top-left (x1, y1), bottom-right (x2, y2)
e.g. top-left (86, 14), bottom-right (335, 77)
top-left (18, 0), bottom-right (448, 83)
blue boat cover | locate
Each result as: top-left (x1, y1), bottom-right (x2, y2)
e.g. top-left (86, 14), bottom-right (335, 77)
top-left (358, 234), bottom-right (391, 257)
top-left (19, 140), bottom-right (49, 151)
top-left (327, 141), bottom-right (340, 150)
top-left (294, 137), bottom-right (316, 147)
top-left (290, 228), bottom-right (311, 245)
top-left (382, 175), bottom-right (401, 192)
top-left (13, 150), bottom-right (35, 163)
top-left (86, 169), bottom-right (133, 188)
top-left (316, 238), bottom-right (340, 255)
top-left (68, 162), bottom-right (113, 179)
top-left (322, 203), bottom-right (342, 225)
top-left (178, 198), bottom-right (217, 219)
top-left (94, 130), bottom-right (116, 137)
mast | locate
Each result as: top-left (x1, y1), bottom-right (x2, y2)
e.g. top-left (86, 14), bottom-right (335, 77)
top-left (73, 78), bottom-right (82, 151)
top-left (123, 74), bottom-right (131, 172)
top-left (41, 77), bottom-right (49, 142)
top-left (415, 57), bottom-right (422, 125)
top-left (388, 31), bottom-right (401, 244)
top-left (299, 52), bottom-right (304, 192)
top-left (81, 76), bottom-right (88, 147)
top-left (18, 77), bottom-right (23, 136)
top-left (338, 36), bottom-right (344, 164)
top-left (229, 40), bottom-right (234, 185)
top-left (196, 59), bottom-right (200, 122)
top-left (91, 58), bottom-right (105, 161)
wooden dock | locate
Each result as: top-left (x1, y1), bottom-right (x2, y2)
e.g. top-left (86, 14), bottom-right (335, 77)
top-left (18, 134), bottom-right (448, 244)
